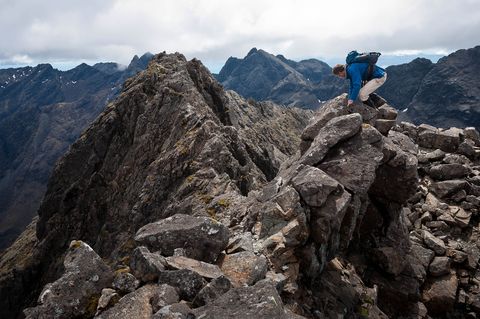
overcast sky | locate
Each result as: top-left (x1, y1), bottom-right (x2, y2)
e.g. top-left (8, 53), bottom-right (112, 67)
top-left (0, 0), bottom-right (479, 72)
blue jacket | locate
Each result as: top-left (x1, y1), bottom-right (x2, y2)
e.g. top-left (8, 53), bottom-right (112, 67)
top-left (346, 63), bottom-right (386, 101)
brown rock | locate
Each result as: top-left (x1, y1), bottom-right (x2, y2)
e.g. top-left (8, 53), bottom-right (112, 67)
top-left (373, 247), bottom-right (407, 276)
top-left (422, 273), bottom-right (458, 314)
top-left (165, 256), bottom-right (223, 279)
top-left (375, 119), bottom-right (396, 135)
top-left (428, 257), bottom-right (451, 276)
top-left (219, 251), bottom-right (268, 287)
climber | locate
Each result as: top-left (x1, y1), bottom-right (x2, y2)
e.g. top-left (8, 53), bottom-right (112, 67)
top-left (332, 51), bottom-right (387, 107)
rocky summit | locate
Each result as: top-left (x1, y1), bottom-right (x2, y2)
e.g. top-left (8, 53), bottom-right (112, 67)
top-left (1, 51), bottom-right (480, 319)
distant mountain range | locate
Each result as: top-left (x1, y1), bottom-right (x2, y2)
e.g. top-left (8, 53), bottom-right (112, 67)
top-left (0, 53), bottom-right (153, 250)
top-left (216, 48), bottom-right (346, 109)
top-left (217, 46), bottom-right (480, 129)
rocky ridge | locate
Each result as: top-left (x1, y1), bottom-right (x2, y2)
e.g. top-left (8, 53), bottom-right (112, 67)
top-left (0, 52), bottom-right (311, 318)
top-left (0, 53), bottom-right (153, 250)
top-left (1, 52), bottom-right (480, 318)
top-left (216, 48), bottom-right (346, 109)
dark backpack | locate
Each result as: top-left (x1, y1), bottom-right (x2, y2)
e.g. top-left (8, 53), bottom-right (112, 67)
top-left (346, 51), bottom-right (381, 80)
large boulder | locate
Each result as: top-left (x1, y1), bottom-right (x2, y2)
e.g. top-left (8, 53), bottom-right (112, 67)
top-left (421, 273), bottom-right (458, 314)
top-left (157, 269), bottom-right (207, 301)
top-left (135, 214), bottom-right (229, 263)
top-left (95, 284), bottom-right (162, 319)
top-left (130, 246), bottom-right (167, 282)
top-left (300, 113), bottom-right (363, 166)
top-left (417, 127), bottom-right (461, 153)
top-left (24, 241), bottom-right (113, 319)
top-left (193, 280), bottom-right (299, 319)
top-left (219, 251), bottom-right (268, 287)
top-left (428, 164), bottom-right (469, 181)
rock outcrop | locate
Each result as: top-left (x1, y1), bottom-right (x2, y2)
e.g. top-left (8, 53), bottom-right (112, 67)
top-left (0, 52), bottom-right (311, 318)
top-left (2, 49), bottom-right (480, 319)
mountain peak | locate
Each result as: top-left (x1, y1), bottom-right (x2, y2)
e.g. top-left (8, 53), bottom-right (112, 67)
top-left (247, 47), bottom-right (258, 56)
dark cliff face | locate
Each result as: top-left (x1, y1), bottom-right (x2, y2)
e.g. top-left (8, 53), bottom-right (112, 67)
top-left (0, 54), bottom-right (153, 250)
top-left (378, 58), bottom-right (434, 109)
top-left (405, 45), bottom-right (480, 128)
top-left (216, 48), bottom-right (346, 109)
top-left (0, 52), bottom-right (311, 318)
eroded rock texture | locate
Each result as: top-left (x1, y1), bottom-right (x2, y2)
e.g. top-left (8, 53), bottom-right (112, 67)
top-left (2, 51), bottom-right (480, 319)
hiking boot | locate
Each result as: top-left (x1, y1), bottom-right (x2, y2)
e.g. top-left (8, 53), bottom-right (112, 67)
top-left (369, 93), bottom-right (387, 107)
top-left (363, 97), bottom-right (376, 108)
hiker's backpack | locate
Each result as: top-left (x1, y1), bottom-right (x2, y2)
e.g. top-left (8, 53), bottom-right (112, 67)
top-left (346, 51), bottom-right (381, 81)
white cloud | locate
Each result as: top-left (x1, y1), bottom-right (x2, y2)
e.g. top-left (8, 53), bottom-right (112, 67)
top-left (0, 0), bottom-right (479, 70)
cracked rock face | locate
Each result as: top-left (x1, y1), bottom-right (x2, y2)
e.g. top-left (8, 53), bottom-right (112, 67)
top-left (0, 52), bottom-right (311, 318)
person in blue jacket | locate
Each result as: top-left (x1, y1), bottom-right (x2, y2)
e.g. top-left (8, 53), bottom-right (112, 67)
top-left (332, 62), bottom-right (387, 107)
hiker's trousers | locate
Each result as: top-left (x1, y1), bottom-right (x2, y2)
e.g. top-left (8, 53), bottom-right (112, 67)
top-left (359, 73), bottom-right (387, 101)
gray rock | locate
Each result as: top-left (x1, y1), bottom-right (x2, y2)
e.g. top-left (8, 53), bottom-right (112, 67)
top-left (466, 195), bottom-right (480, 206)
top-left (377, 105), bottom-right (398, 120)
top-left (443, 153), bottom-right (472, 165)
top-left (157, 269), bottom-right (207, 301)
top-left (153, 302), bottom-right (195, 319)
top-left (388, 130), bottom-right (418, 155)
top-left (219, 251), bottom-right (268, 287)
top-left (418, 129), bottom-right (460, 152)
top-left (265, 271), bottom-right (288, 292)
top-left (422, 231), bottom-right (446, 255)
top-left (226, 232), bottom-right (254, 254)
top-left (112, 272), bottom-right (139, 294)
top-left (465, 127), bottom-right (480, 145)
top-left (300, 95), bottom-right (350, 142)
top-left (130, 246), bottom-right (167, 282)
top-left (428, 257), bottom-right (451, 276)
top-left (370, 134), bottom-right (418, 203)
top-left (375, 119), bottom-right (396, 135)
top-left (300, 113), bottom-right (362, 166)
top-left (431, 180), bottom-right (468, 198)
top-left (95, 284), bottom-right (162, 319)
top-left (164, 256), bottom-right (223, 279)
top-left (151, 284), bottom-right (180, 313)
top-left (135, 214), bottom-right (229, 263)
top-left (425, 149), bottom-right (446, 162)
top-left (458, 140), bottom-right (477, 159)
top-left (290, 165), bottom-right (341, 207)
top-left (96, 288), bottom-right (120, 315)
top-left (397, 121), bottom-right (418, 140)
top-left (192, 275), bottom-right (233, 307)
top-left (319, 124), bottom-right (384, 195)
top-left (24, 241), bottom-right (113, 319)
top-left (429, 164), bottom-right (469, 181)
top-left (193, 280), bottom-right (293, 319)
